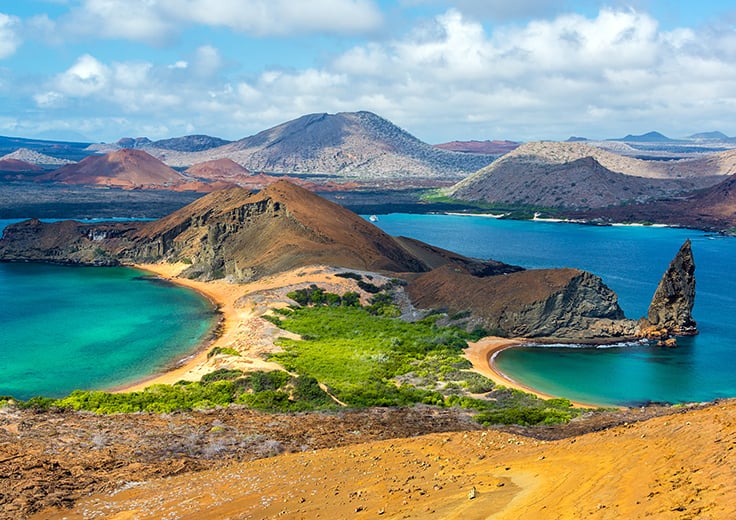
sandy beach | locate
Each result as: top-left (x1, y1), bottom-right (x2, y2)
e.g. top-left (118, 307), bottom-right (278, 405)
top-left (116, 263), bottom-right (287, 392)
top-left (115, 263), bottom-right (388, 392)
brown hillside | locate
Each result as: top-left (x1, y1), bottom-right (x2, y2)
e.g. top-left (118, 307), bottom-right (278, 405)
top-left (0, 158), bottom-right (42, 172)
top-left (184, 158), bottom-right (251, 180)
top-left (130, 181), bottom-right (513, 280)
top-left (40, 149), bottom-right (186, 188)
top-left (447, 142), bottom-right (726, 209)
top-left (407, 264), bottom-right (631, 339)
top-left (575, 172), bottom-right (736, 230)
top-left (0, 181), bottom-right (518, 280)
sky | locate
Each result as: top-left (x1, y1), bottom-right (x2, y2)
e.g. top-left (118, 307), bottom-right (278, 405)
top-left (1, 1), bottom-right (735, 144)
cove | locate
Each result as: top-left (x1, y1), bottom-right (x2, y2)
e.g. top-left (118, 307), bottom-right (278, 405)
top-left (0, 262), bottom-right (218, 400)
top-left (370, 214), bottom-right (736, 406)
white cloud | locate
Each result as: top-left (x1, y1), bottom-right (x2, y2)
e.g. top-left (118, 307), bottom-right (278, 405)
top-left (0, 13), bottom-right (21, 59)
top-left (65, 0), bottom-right (178, 45)
top-left (61, 0), bottom-right (383, 43)
top-left (192, 45), bottom-right (223, 78)
top-left (56, 54), bottom-right (111, 96)
top-left (403, 0), bottom-right (566, 21)
top-left (167, 0), bottom-right (383, 36)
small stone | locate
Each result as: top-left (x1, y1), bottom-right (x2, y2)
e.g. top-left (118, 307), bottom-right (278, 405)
top-left (468, 486), bottom-right (477, 500)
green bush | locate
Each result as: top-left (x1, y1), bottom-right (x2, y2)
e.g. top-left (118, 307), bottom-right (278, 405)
top-left (335, 271), bottom-right (363, 281)
top-left (207, 346), bottom-right (240, 359)
top-left (200, 368), bottom-right (244, 382)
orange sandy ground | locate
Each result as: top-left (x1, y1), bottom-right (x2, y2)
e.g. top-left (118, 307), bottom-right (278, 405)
top-left (36, 399), bottom-right (736, 519)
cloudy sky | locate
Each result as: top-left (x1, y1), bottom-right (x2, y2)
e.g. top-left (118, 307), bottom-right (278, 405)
top-left (1, 1), bottom-right (735, 143)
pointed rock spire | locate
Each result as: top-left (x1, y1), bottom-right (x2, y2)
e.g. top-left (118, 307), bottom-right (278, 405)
top-left (645, 239), bottom-right (697, 337)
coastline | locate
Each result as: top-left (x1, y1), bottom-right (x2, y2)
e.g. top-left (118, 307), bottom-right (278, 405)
top-left (112, 263), bottom-right (375, 393)
top-left (115, 263), bottom-right (617, 408)
top-left (465, 337), bottom-right (611, 409)
top-left (113, 263), bottom-right (283, 393)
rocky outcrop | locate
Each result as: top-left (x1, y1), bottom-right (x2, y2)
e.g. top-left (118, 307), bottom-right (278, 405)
top-left (406, 265), bottom-right (639, 340)
top-left (642, 240), bottom-right (697, 336)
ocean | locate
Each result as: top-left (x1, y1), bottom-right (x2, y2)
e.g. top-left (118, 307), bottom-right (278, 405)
top-left (371, 214), bottom-right (736, 406)
top-left (0, 220), bottom-right (217, 400)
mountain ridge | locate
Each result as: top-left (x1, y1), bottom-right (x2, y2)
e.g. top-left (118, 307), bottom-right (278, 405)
top-left (445, 142), bottom-right (729, 209)
top-left (0, 180), bottom-right (694, 341)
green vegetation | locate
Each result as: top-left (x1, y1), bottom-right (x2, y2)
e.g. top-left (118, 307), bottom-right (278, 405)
top-left (9, 285), bottom-right (583, 426)
top-left (207, 346), bottom-right (241, 358)
top-left (270, 288), bottom-right (580, 424)
top-left (16, 369), bottom-right (336, 414)
top-left (287, 284), bottom-right (361, 308)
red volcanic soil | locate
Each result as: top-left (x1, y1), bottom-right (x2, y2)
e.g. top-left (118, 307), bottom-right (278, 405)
top-left (39, 149), bottom-right (186, 188)
top-left (0, 158), bottom-right (43, 172)
top-left (184, 158), bottom-right (251, 180)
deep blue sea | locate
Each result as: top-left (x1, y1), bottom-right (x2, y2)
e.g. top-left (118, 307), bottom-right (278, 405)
top-left (0, 220), bottom-right (218, 400)
top-left (370, 214), bottom-right (736, 406)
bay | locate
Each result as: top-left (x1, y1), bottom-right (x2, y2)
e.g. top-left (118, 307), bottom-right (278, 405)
top-left (371, 214), bottom-right (736, 406)
top-left (0, 220), bottom-right (217, 400)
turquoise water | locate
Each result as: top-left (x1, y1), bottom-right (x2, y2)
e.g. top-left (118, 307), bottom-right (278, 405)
top-left (372, 214), bottom-right (736, 406)
top-left (0, 220), bottom-right (217, 399)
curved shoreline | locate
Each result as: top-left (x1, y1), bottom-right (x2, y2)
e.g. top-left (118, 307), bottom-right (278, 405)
top-left (111, 264), bottom-right (229, 392)
top-left (465, 337), bottom-right (612, 409)
top-left (113, 264), bottom-right (616, 408)
top-left (112, 263), bottom-right (284, 393)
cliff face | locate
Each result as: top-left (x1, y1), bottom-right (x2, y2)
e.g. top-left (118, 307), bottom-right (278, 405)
top-left (643, 240), bottom-right (697, 336)
top-left (0, 218), bottom-right (133, 265)
top-left (406, 265), bottom-right (637, 339)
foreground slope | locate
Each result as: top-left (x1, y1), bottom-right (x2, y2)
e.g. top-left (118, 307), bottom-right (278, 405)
top-left (32, 399), bottom-right (736, 519)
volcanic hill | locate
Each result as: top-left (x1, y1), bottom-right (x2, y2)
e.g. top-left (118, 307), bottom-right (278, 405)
top-left (0, 158), bottom-right (42, 173)
top-left (184, 158), bottom-right (251, 181)
top-left (446, 141), bottom-right (729, 209)
top-left (143, 111), bottom-right (497, 179)
top-left (0, 180), bottom-right (695, 340)
top-left (40, 149), bottom-right (187, 189)
top-left (573, 169), bottom-right (736, 230)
